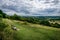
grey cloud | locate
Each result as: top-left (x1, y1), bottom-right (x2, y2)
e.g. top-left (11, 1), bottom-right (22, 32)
top-left (43, 0), bottom-right (60, 5)
top-left (0, 0), bottom-right (60, 16)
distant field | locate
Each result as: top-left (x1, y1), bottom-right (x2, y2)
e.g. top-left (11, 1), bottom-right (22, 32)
top-left (2, 19), bottom-right (60, 40)
top-left (49, 20), bottom-right (60, 24)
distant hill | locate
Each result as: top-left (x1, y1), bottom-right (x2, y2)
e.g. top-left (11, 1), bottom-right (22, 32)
top-left (23, 16), bottom-right (60, 20)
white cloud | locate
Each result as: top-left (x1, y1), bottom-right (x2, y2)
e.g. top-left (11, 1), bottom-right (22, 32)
top-left (0, 0), bottom-right (60, 16)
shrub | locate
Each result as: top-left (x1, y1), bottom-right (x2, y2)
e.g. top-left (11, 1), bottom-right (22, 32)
top-left (53, 23), bottom-right (60, 28)
top-left (23, 22), bottom-right (28, 25)
top-left (0, 14), bottom-right (3, 18)
top-left (0, 18), bottom-right (7, 31)
top-left (0, 18), bottom-right (7, 40)
top-left (40, 20), bottom-right (51, 26)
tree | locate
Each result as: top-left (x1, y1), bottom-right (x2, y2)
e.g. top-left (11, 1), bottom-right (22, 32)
top-left (0, 10), bottom-right (6, 18)
top-left (10, 14), bottom-right (21, 20)
top-left (0, 10), bottom-right (3, 14)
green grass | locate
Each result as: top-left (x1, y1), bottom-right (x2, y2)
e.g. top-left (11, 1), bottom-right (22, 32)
top-left (2, 19), bottom-right (60, 40)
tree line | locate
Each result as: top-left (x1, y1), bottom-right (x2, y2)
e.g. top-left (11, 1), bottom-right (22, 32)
top-left (0, 10), bottom-right (60, 28)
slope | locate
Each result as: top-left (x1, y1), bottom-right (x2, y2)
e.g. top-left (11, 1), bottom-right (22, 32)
top-left (2, 19), bottom-right (60, 40)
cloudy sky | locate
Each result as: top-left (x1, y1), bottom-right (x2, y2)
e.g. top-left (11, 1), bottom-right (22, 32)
top-left (0, 0), bottom-right (60, 16)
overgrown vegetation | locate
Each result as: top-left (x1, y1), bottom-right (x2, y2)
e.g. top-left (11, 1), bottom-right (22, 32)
top-left (0, 18), bottom-right (7, 40)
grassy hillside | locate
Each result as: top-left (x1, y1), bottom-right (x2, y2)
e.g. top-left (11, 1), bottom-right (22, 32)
top-left (2, 19), bottom-right (60, 40)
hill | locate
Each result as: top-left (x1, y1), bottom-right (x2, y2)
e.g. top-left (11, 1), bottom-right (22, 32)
top-left (1, 18), bottom-right (60, 40)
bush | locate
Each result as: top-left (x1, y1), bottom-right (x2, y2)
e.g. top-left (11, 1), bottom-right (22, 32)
top-left (40, 20), bottom-right (51, 26)
top-left (0, 18), bottom-right (7, 31)
top-left (0, 14), bottom-right (3, 18)
top-left (0, 18), bottom-right (7, 40)
top-left (53, 23), bottom-right (60, 28)
top-left (23, 22), bottom-right (28, 25)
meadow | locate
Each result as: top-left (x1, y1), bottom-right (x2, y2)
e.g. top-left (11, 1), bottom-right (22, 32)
top-left (2, 19), bottom-right (60, 40)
